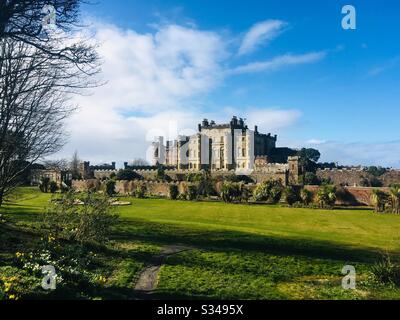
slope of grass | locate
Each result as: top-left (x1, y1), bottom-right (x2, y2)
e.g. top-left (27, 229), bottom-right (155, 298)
top-left (1, 187), bottom-right (400, 299)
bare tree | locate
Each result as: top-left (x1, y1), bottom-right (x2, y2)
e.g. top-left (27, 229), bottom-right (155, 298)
top-left (0, 39), bottom-right (75, 204)
top-left (0, 1), bottom-right (100, 205)
top-left (0, 1), bottom-right (98, 67)
top-left (43, 159), bottom-right (70, 171)
top-left (70, 150), bottom-right (81, 178)
top-left (131, 158), bottom-right (150, 166)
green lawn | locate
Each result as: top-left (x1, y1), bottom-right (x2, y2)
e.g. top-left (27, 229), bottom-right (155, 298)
top-left (1, 187), bottom-right (400, 299)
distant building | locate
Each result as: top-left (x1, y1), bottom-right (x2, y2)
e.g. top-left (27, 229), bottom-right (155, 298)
top-left (30, 169), bottom-right (72, 186)
top-left (79, 161), bottom-right (116, 179)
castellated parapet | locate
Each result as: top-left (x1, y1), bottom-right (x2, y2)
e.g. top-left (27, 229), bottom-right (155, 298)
top-left (150, 116), bottom-right (300, 183)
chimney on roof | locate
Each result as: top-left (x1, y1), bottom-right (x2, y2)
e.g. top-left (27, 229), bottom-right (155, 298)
top-left (231, 116), bottom-right (238, 126)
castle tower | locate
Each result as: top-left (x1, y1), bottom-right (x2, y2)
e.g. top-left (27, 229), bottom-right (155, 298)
top-left (288, 156), bottom-right (300, 185)
top-left (151, 136), bottom-right (165, 165)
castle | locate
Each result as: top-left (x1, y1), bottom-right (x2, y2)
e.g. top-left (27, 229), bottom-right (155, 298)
top-left (152, 116), bottom-right (299, 172)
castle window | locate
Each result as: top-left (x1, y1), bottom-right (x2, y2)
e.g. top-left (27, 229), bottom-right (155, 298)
top-left (242, 148), bottom-right (246, 157)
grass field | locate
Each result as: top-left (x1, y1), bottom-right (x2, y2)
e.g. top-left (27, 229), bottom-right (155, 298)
top-left (1, 187), bottom-right (400, 299)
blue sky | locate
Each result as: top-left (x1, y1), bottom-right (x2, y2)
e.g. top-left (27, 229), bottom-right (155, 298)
top-left (59, 0), bottom-right (400, 167)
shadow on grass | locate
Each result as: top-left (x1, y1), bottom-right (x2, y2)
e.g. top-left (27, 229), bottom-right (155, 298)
top-left (113, 217), bottom-right (397, 264)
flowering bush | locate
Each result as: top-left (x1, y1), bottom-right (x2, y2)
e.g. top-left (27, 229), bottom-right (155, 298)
top-left (0, 267), bottom-right (39, 300)
top-left (44, 191), bottom-right (119, 244)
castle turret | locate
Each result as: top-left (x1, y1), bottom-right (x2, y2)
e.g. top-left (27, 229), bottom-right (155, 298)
top-left (288, 156), bottom-right (300, 185)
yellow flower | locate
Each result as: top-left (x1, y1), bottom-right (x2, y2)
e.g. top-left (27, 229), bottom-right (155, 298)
top-left (15, 252), bottom-right (24, 258)
top-left (4, 282), bottom-right (11, 292)
top-left (8, 294), bottom-right (16, 300)
top-left (98, 276), bottom-right (107, 284)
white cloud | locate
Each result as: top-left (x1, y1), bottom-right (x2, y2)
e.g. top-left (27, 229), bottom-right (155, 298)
top-left (368, 56), bottom-right (400, 77)
top-left (91, 23), bottom-right (227, 111)
top-left (51, 21), bottom-right (324, 164)
top-left (307, 139), bottom-right (327, 145)
top-left (229, 52), bottom-right (326, 75)
top-left (245, 108), bottom-right (301, 131)
top-left (238, 20), bottom-right (287, 56)
top-left (57, 23), bottom-right (228, 164)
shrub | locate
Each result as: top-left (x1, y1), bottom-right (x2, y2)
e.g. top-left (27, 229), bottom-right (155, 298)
top-left (49, 181), bottom-right (58, 194)
top-left (316, 185), bottom-right (336, 208)
top-left (388, 185), bottom-right (400, 214)
top-left (187, 185), bottom-right (198, 201)
top-left (371, 189), bottom-right (388, 213)
top-left (365, 166), bottom-right (387, 177)
top-left (239, 184), bottom-right (252, 203)
top-left (186, 172), bottom-right (204, 182)
top-left (283, 186), bottom-right (299, 206)
top-left (39, 177), bottom-right (50, 193)
top-left (225, 175), bottom-right (254, 184)
top-left (253, 182), bottom-right (269, 202)
top-left (360, 176), bottom-right (383, 187)
top-left (253, 180), bottom-right (283, 203)
top-left (177, 193), bottom-right (187, 201)
top-left (116, 169), bottom-right (142, 181)
top-left (105, 180), bottom-right (116, 196)
top-left (169, 184), bottom-right (179, 200)
top-left (371, 254), bottom-right (400, 286)
top-left (134, 185), bottom-right (146, 198)
top-left (44, 192), bottom-right (119, 244)
top-left (303, 172), bottom-right (320, 185)
top-left (300, 188), bottom-right (313, 205)
top-left (60, 183), bottom-right (69, 193)
top-left (220, 182), bottom-right (241, 203)
top-left (156, 166), bottom-right (171, 182)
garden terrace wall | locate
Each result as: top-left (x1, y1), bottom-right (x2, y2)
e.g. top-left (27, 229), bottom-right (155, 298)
top-left (317, 168), bottom-right (400, 187)
top-left (304, 185), bottom-right (390, 206)
top-left (72, 179), bottom-right (192, 197)
top-left (131, 169), bottom-right (289, 185)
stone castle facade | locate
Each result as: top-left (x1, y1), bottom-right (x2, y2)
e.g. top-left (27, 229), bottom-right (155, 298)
top-left (151, 116), bottom-right (301, 184)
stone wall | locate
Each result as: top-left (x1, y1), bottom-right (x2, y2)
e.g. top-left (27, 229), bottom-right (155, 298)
top-left (94, 170), bottom-right (118, 179)
top-left (72, 179), bottom-right (192, 197)
top-left (72, 179), bottom-right (387, 206)
top-left (316, 168), bottom-right (400, 187)
top-left (132, 168), bottom-right (290, 185)
top-left (304, 185), bottom-right (390, 206)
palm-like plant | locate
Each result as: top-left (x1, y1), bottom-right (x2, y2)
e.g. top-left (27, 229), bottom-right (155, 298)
top-left (389, 185), bottom-right (400, 214)
top-left (316, 185), bottom-right (336, 208)
top-left (371, 189), bottom-right (388, 213)
top-left (300, 188), bottom-right (313, 205)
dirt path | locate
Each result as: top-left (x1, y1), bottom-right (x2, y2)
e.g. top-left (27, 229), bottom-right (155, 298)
top-left (134, 245), bottom-right (193, 293)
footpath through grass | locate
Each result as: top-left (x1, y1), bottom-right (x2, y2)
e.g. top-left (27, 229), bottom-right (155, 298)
top-left (1, 187), bottom-right (400, 299)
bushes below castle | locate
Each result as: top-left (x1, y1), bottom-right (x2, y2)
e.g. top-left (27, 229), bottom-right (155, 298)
top-left (370, 185), bottom-right (400, 214)
top-left (70, 176), bottom-right (400, 213)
